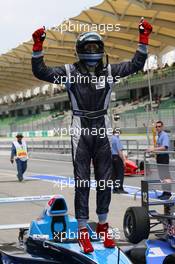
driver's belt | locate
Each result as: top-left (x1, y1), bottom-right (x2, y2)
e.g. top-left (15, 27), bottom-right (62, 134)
top-left (73, 109), bottom-right (107, 119)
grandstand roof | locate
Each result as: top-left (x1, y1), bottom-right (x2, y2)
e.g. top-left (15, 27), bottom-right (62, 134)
top-left (0, 0), bottom-right (175, 96)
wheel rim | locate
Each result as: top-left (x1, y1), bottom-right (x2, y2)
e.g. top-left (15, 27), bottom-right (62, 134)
top-left (125, 213), bottom-right (134, 236)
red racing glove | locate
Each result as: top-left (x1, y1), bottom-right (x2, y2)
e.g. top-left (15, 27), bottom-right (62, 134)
top-left (139, 19), bottom-right (152, 45)
top-left (32, 27), bottom-right (46, 52)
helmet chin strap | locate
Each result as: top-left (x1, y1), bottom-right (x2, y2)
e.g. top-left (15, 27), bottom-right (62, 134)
top-left (86, 62), bottom-right (98, 67)
top-left (78, 51), bottom-right (108, 75)
top-left (86, 51), bottom-right (108, 70)
top-left (86, 64), bottom-right (96, 73)
top-left (81, 61), bottom-right (96, 74)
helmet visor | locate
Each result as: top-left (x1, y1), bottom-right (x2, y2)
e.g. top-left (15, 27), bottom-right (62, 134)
top-left (83, 43), bottom-right (101, 53)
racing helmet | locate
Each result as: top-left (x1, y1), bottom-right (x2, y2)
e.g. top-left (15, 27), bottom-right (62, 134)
top-left (76, 32), bottom-right (104, 66)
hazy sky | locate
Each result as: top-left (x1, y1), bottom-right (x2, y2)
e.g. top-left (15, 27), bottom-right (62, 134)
top-left (0, 0), bottom-right (174, 64)
top-left (0, 0), bottom-right (102, 54)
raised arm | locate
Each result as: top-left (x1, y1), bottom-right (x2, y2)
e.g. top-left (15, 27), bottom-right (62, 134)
top-left (111, 19), bottom-right (152, 79)
top-left (31, 28), bottom-right (67, 84)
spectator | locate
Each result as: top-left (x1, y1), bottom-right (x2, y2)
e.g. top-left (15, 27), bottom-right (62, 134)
top-left (10, 133), bottom-right (28, 182)
top-left (147, 121), bottom-right (171, 200)
top-left (111, 128), bottom-right (128, 194)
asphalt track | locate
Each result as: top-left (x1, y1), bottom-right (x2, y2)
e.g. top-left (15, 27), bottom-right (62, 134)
top-left (0, 151), bottom-right (158, 246)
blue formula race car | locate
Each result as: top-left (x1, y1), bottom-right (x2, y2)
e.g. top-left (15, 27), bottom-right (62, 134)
top-left (123, 179), bottom-right (175, 264)
top-left (0, 195), bottom-right (132, 264)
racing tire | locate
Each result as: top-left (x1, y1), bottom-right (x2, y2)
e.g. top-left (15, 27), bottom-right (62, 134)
top-left (123, 206), bottom-right (150, 244)
top-left (127, 248), bottom-right (146, 264)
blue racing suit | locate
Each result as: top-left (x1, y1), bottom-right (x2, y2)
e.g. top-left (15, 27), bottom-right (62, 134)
top-left (32, 45), bottom-right (147, 220)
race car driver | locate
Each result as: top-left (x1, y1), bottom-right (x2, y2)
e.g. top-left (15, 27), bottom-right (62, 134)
top-left (31, 19), bottom-right (152, 254)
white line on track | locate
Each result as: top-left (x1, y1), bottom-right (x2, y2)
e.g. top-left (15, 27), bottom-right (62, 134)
top-left (30, 158), bottom-right (72, 164)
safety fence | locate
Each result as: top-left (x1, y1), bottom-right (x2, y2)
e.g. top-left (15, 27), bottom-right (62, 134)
top-left (133, 151), bottom-right (175, 200)
top-left (0, 138), bottom-right (156, 158)
top-left (144, 151), bottom-right (175, 194)
top-left (0, 108), bottom-right (175, 137)
top-left (118, 108), bottom-right (175, 129)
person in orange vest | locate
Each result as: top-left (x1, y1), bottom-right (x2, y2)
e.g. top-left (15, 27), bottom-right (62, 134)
top-left (10, 133), bottom-right (28, 182)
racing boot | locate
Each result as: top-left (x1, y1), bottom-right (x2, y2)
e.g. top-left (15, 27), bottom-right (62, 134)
top-left (78, 228), bottom-right (94, 254)
top-left (96, 223), bottom-right (116, 248)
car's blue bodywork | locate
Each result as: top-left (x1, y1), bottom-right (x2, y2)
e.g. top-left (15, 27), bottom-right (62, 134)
top-left (0, 195), bottom-right (132, 264)
top-left (1, 194), bottom-right (175, 263)
top-left (146, 239), bottom-right (175, 264)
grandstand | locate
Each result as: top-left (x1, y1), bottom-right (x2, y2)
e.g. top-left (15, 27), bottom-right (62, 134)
top-left (0, 0), bottom-right (175, 136)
